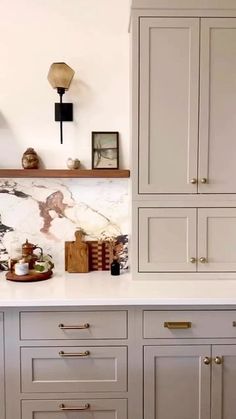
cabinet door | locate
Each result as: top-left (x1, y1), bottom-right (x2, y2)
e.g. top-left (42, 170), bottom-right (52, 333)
top-left (144, 346), bottom-right (211, 419)
top-left (139, 17), bottom-right (199, 194)
top-left (212, 345), bottom-right (236, 419)
top-left (198, 208), bottom-right (236, 272)
top-left (139, 208), bottom-right (197, 272)
top-left (0, 314), bottom-right (4, 419)
top-left (199, 18), bottom-right (236, 193)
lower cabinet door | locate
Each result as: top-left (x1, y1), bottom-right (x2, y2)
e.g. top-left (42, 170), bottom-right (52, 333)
top-left (139, 208), bottom-right (197, 272)
top-left (211, 345), bottom-right (236, 419)
top-left (144, 345), bottom-right (211, 419)
top-left (21, 399), bottom-right (127, 419)
top-left (21, 346), bottom-right (127, 393)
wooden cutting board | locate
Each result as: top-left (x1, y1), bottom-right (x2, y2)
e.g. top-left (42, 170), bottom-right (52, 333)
top-left (65, 231), bottom-right (89, 273)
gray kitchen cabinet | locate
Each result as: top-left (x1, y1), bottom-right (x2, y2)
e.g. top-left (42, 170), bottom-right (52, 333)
top-left (131, 0), bottom-right (236, 278)
top-left (136, 15), bottom-right (236, 195)
top-left (144, 345), bottom-right (211, 419)
top-left (144, 344), bottom-right (236, 419)
top-left (3, 306), bottom-right (236, 419)
top-left (138, 207), bottom-right (236, 273)
top-left (0, 314), bottom-right (4, 419)
top-left (211, 345), bottom-right (236, 419)
top-left (138, 208), bottom-right (197, 272)
top-left (138, 17), bottom-right (199, 194)
top-left (143, 309), bottom-right (236, 419)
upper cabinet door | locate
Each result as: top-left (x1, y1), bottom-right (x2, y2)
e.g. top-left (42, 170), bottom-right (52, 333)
top-left (139, 18), bottom-right (199, 194)
top-left (199, 18), bottom-right (236, 193)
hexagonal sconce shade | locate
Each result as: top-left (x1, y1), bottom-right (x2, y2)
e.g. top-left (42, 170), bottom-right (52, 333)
top-left (47, 62), bottom-right (75, 90)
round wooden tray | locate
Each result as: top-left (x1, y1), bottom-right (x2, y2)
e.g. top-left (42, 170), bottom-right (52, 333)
top-left (6, 270), bottom-right (53, 282)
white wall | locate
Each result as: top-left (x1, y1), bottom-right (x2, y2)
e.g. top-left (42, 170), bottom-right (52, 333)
top-left (0, 0), bottom-right (130, 169)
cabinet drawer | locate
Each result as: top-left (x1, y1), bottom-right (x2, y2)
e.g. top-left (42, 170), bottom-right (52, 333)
top-left (20, 311), bottom-right (127, 340)
top-left (21, 346), bottom-right (127, 393)
top-left (143, 311), bottom-right (236, 338)
top-left (22, 399), bottom-right (127, 419)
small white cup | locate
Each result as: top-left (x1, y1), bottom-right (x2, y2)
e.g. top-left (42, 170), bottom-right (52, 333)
top-left (34, 261), bottom-right (50, 273)
top-left (15, 261), bottom-right (29, 276)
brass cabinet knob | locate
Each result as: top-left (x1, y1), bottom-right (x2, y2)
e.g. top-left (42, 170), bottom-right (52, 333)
top-left (190, 257), bottom-right (196, 263)
top-left (214, 356), bottom-right (222, 365)
top-left (203, 356), bottom-right (211, 365)
top-left (201, 178), bottom-right (207, 184)
top-left (190, 178), bottom-right (197, 184)
top-left (199, 257), bottom-right (207, 263)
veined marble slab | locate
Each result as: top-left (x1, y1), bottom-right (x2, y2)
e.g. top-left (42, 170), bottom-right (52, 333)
top-left (0, 178), bottom-right (129, 269)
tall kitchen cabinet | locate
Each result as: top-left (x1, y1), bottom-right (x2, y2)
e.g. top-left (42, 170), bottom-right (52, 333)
top-left (131, 0), bottom-right (236, 278)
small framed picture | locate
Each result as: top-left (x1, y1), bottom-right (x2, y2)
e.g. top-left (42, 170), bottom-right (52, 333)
top-left (92, 131), bottom-right (119, 169)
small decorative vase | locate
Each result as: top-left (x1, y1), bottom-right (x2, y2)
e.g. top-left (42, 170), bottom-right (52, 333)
top-left (67, 158), bottom-right (80, 170)
top-left (22, 148), bottom-right (39, 169)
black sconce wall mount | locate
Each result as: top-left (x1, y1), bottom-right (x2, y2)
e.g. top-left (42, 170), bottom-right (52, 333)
top-left (48, 62), bottom-right (75, 144)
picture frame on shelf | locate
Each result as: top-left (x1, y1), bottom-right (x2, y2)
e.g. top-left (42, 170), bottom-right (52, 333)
top-left (92, 131), bottom-right (119, 169)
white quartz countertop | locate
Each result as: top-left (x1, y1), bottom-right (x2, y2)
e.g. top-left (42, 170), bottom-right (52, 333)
top-left (1, 271), bottom-right (236, 306)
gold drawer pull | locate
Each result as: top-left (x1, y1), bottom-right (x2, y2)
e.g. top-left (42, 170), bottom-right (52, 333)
top-left (59, 403), bottom-right (90, 411)
top-left (164, 321), bottom-right (192, 329)
top-left (59, 323), bottom-right (90, 330)
top-left (59, 350), bottom-right (90, 357)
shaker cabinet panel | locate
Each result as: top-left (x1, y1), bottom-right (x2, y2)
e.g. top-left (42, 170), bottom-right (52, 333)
top-left (211, 345), bottom-right (236, 419)
top-left (198, 208), bottom-right (236, 272)
top-left (139, 18), bottom-right (199, 194)
top-left (21, 399), bottom-right (128, 419)
top-left (20, 310), bottom-right (127, 340)
top-left (199, 18), bottom-right (236, 194)
top-left (144, 346), bottom-right (211, 419)
top-left (21, 346), bottom-right (127, 393)
top-left (139, 208), bottom-right (197, 272)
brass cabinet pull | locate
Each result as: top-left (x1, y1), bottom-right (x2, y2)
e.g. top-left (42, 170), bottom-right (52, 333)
top-left (190, 257), bottom-right (196, 263)
top-left (59, 403), bottom-right (90, 411)
top-left (203, 356), bottom-right (211, 365)
top-left (59, 350), bottom-right (90, 357)
top-left (58, 323), bottom-right (90, 330)
top-left (164, 321), bottom-right (192, 329)
top-left (214, 356), bottom-right (222, 365)
top-left (190, 178), bottom-right (197, 184)
top-left (199, 257), bottom-right (207, 263)
top-left (201, 178), bottom-right (207, 184)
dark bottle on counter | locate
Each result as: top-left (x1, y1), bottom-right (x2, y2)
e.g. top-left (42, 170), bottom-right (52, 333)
top-left (110, 256), bottom-right (120, 276)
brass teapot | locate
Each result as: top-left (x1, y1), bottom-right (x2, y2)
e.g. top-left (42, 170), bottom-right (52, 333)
top-left (21, 239), bottom-right (43, 269)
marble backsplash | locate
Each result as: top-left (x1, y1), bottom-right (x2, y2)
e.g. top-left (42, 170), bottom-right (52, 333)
top-left (0, 178), bottom-right (129, 270)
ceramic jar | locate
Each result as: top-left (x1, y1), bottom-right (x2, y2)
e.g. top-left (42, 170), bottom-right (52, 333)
top-left (22, 148), bottom-right (39, 169)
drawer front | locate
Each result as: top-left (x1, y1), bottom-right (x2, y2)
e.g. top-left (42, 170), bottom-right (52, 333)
top-left (22, 399), bottom-right (127, 419)
top-left (21, 346), bottom-right (127, 393)
top-left (20, 311), bottom-right (127, 340)
top-left (143, 310), bottom-right (236, 339)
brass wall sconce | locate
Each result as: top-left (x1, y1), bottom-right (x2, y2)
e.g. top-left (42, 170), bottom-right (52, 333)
top-left (48, 62), bottom-right (75, 144)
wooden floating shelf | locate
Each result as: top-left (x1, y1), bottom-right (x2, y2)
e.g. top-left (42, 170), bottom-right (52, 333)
top-left (0, 169), bottom-right (130, 178)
